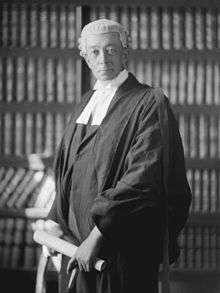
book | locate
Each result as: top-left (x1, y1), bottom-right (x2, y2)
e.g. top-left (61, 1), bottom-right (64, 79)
top-left (199, 115), bottom-right (208, 158)
top-left (209, 116), bottom-right (218, 159)
top-left (213, 63), bottom-right (219, 105)
top-left (15, 113), bottom-right (23, 155)
top-left (194, 169), bottom-right (201, 213)
top-left (185, 9), bottom-right (194, 49)
top-left (194, 226), bottom-right (202, 269)
top-left (25, 113), bottom-right (33, 154)
top-left (203, 227), bottom-right (209, 269)
top-left (66, 59), bottom-right (75, 103)
top-left (7, 170), bottom-right (34, 208)
top-left (2, 218), bottom-right (14, 268)
top-left (173, 9), bottom-right (181, 49)
top-left (210, 170), bottom-right (217, 213)
top-left (195, 61), bottom-right (204, 105)
top-left (207, 61), bottom-right (214, 105)
top-left (50, 5), bottom-right (57, 48)
top-left (139, 9), bottom-right (148, 49)
top-left (0, 168), bottom-right (15, 196)
top-left (202, 170), bottom-right (209, 213)
top-left (162, 8), bottom-right (170, 49)
top-left (23, 222), bottom-right (35, 268)
top-left (27, 58), bottom-right (35, 102)
top-left (130, 7), bottom-right (138, 50)
top-left (2, 3), bottom-right (8, 47)
top-left (206, 9), bottom-right (213, 49)
top-left (150, 8), bottom-right (159, 49)
top-left (60, 5), bottom-right (67, 48)
top-left (11, 3), bottom-right (19, 48)
top-left (178, 61), bottom-right (187, 104)
top-left (30, 4), bottom-right (38, 47)
top-left (36, 58), bottom-right (44, 102)
top-left (6, 57), bottom-right (13, 102)
top-left (195, 8), bottom-right (204, 50)
top-left (46, 58), bottom-right (54, 102)
top-left (186, 226), bottom-right (194, 269)
top-left (56, 59), bottom-right (65, 102)
top-left (16, 57), bottom-right (25, 102)
top-left (40, 4), bottom-right (48, 48)
top-left (67, 5), bottom-right (76, 48)
top-left (210, 226), bottom-right (217, 269)
top-left (20, 4), bottom-right (27, 48)
top-left (1, 168), bottom-right (26, 207)
top-left (10, 219), bottom-right (25, 268)
top-left (0, 218), bottom-right (5, 265)
top-left (34, 173), bottom-right (55, 209)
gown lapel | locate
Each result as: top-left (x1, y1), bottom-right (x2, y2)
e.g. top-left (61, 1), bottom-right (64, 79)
top-left (73, 73), bottom-right (143, 155)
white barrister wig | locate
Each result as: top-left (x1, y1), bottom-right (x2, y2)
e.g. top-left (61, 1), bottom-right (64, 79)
top-left (78, 19), bottom-right (130, 57)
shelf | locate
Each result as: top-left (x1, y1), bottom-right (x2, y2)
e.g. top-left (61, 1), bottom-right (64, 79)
top-left (168, 269), bottom-right (220, 281)
top-left (188, 213), bottom-right (220, 225)
top-left (0, 47), bottom-right (79, 59)
top-left (0, 207), bottom-right (49, 219)
top-left (0, 155), bottom-right (53, 168)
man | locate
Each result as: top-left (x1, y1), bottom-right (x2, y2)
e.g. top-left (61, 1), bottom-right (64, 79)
top-left (45, 19), bottom-right (192, 293)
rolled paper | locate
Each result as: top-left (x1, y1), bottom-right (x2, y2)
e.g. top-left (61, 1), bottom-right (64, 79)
top-left (33, 230), bottom-right (106, 271)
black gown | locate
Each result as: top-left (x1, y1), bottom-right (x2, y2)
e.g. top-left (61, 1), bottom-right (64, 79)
top-left (48, 73), bottom-right (192, 293)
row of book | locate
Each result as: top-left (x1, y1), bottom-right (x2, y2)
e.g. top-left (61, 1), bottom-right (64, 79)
top-left (0, 112), bottom-right (70, 155)
top-left (177, 114), bottom-right (220, 159)
top-left (0, 217), bottom-right (220, 270)
top-left (0, 167), bottom-right (55, 209)
top-left (187, 169), bottom-right (220, 214)
top-left (129, 59), bottom-right (220, 105)
top-left (91, 6), bottom-right (220, 50)
top-left (1, 111), bottom-right (219, 159)
top-left (174, 224), bottom-right (220, 270)
top-left (1, 165), bottom-right (220, 214)
top-left (0, 3), bottom-right (80, 49)
top-left (0, 217), bottom-right (45, 269)
top-left (0, 56), bottom-right (219, 105)
top-left (1, 4), bottom-right (220, 50)
top-left (0, 57), bottom-right (82, 103)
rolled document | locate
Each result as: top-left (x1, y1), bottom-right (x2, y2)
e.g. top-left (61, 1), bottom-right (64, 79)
top-left (33, 230), bottom-right (106, 271)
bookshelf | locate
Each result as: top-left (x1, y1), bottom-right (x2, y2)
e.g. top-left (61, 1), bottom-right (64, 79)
top-left (0, 1), bottom-right (220, 292)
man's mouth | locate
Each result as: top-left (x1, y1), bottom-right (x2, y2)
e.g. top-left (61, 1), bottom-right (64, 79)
top-left (98, 69), bottom-right (113, 72)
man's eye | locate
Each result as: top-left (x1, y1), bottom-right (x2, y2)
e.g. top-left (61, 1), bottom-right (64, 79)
top-left (107, 47), bottom-right (117, 55)
top-left (89, 49), bottom-right (99, 57)
top-left (93, 50), bottom-right (99, 55)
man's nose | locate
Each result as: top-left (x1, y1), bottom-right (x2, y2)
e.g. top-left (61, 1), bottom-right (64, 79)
top-left (98, 50), bottom-right (108, 63)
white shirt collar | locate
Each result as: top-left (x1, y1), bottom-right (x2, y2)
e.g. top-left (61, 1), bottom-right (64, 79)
top-left (93, 69), bottom-right (129, 91)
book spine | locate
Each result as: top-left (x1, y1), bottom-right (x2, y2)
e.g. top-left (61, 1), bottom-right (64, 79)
top-left (10, 219), bottom-right (25, 268)
top-left (67, 5), bottom-right (76, 48)
top-left (23, 221), bottom-right (35, 268)
top-left (50, 5), bottom-right (57, 48)
top-left (195, 226), bottom-right (202, 269)
top-left (2, 218), bottom-right (14, 268)
top-left (150, 8), bottom-right (159, 49)
top-left (1, 168), bottom-right (26, 207)
top-left (0, 219), bottom-right (5, 266)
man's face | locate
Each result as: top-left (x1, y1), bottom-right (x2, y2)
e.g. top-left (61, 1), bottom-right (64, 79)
top-left (85, 32), bottom-right (128, 81)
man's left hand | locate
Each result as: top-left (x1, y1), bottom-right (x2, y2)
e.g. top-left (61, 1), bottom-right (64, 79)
top-left (67, 226), bottom-right (102, 273)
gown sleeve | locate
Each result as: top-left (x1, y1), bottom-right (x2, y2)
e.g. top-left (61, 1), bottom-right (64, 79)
top-left (90, 92), bottom-right (192, 243)
top-left (46, 137), bottom-right (65, 223)
top-left (90, 97), bottom-right (165, 240)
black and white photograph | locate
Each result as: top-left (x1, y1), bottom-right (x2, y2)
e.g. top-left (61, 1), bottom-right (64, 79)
top-left (0, 1), bottom-right (219, 293)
